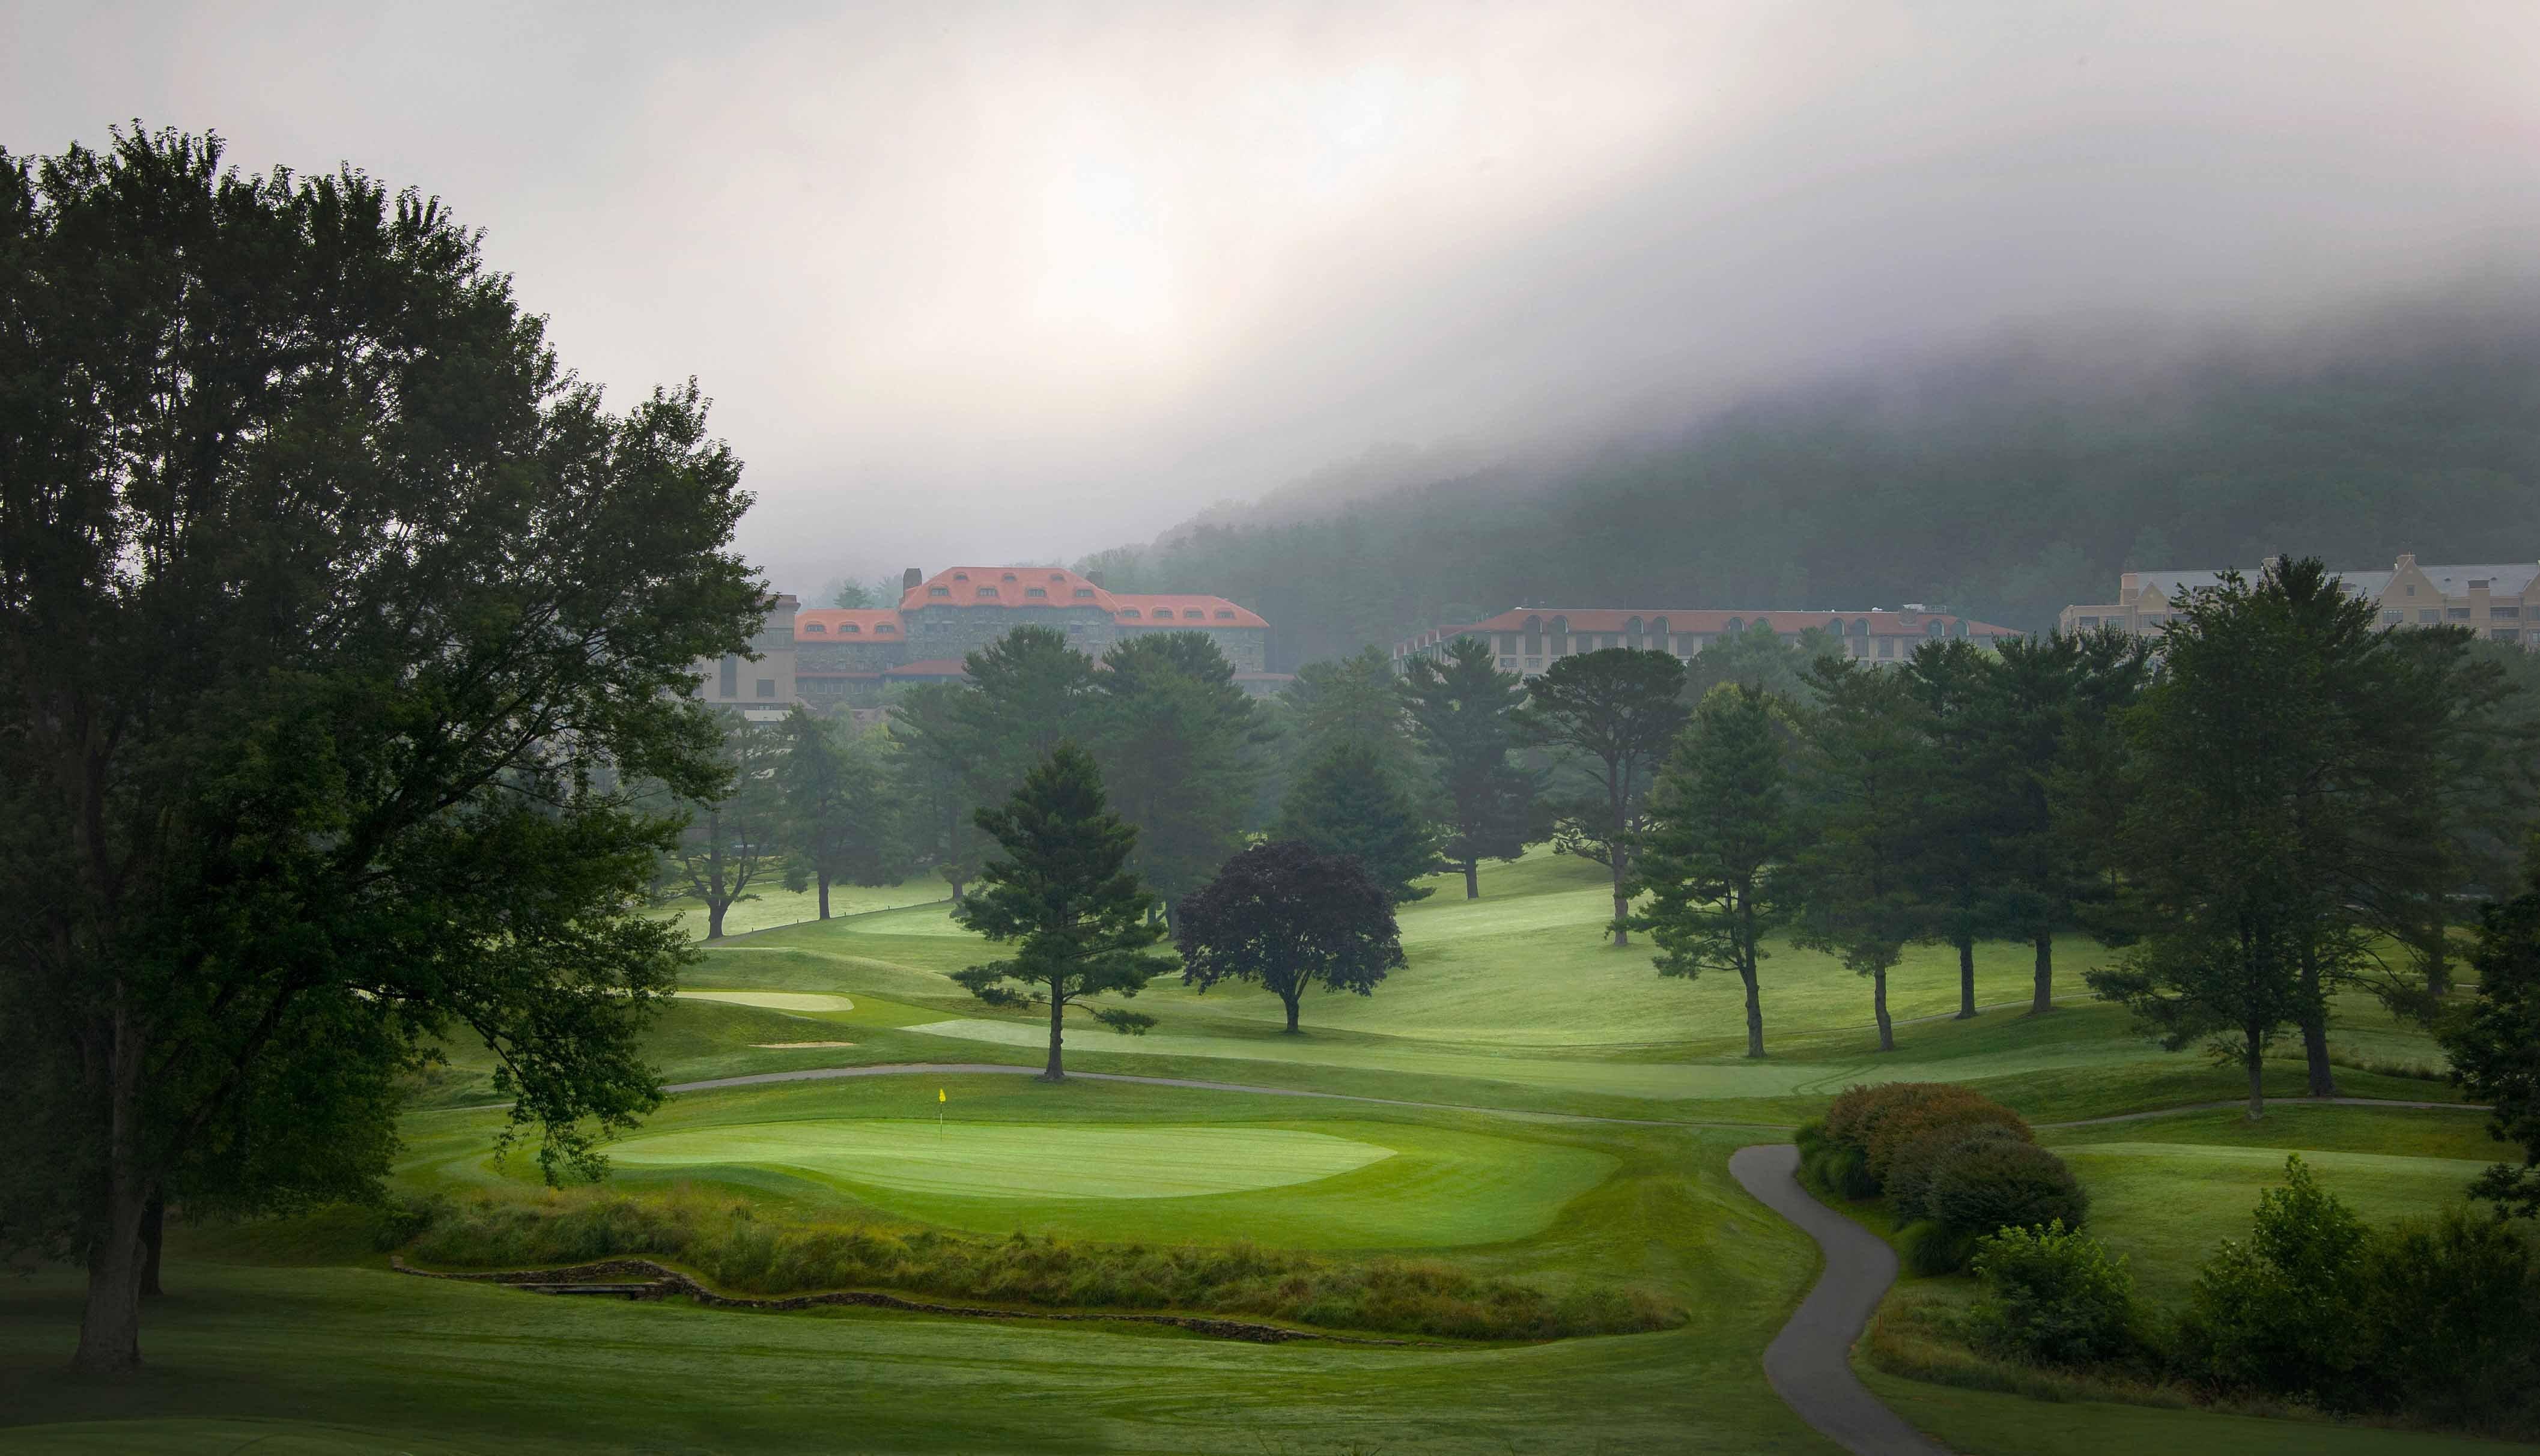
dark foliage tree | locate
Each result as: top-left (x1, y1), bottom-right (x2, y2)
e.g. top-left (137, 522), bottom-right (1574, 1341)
top-left (1683, 621), bottom-right (1846, 702)
top-left (1519, 648), bottom-right (1690, 946)
top-left (1092, 632), bottom-right (1268, 929)
top-left (2442, 854), bottom-right (2540, 1218)
top-left (1632, 686), bottom-right (1793, 1057)
top-left (1401, 637), bottom-right (1542, 899)
top-left (0, 129), bottom-right (759, 1372)
top-left (662, 710), bottom-right (787, 939)
top-left (1174, 842), bottom-right (1405, 1033)
top-left (1902, 639), bottom-right (2001, 1019)
top-left (886, 682), bottom-right (985, 902)
top-left (1273, 742), bottom-right (1441, 903)
top-left (777, 708), bottom-right (909, 919)
top-left (949, 745), bottom-right (1168, 1079)
top-left (1790, 660), bottom-right (1930, 1052)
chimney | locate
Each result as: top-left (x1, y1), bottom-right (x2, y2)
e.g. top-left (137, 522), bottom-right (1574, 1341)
top-left (902, 566), bottom-right (922, 595)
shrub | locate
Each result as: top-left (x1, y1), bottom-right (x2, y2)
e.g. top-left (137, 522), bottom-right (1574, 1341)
top-left (2177, 1154), bottom-right (2371, 1406)
top-left (2352, 1209), bottom-right (2540, 1425)
top-left (1897, 1219), bottom-right (1977, 1276)
top-left (1886, 1124), bottom-right (2027, 1224)
top-left (1822, 1083), bottom-right (1954, 1169)
top-left (1925, 1138), bottom-right (2087, 1239)
top-left (1864, 1090), bottom-right (2029, 1189)
top-left (1803, 1144), bottom-right (1877, 1202)
top-left (1963, 1221), bottom-right (2137, 1367)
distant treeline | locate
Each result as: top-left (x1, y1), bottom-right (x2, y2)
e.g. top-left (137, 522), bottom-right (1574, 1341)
top-left (1080, 304), bottom-right (2540, 670)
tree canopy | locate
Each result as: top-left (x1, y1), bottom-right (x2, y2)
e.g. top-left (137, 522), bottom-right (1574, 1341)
top-left (1174, 842), bottom-right (1404, 1033)
top-left (1518, 648), bottom-right (1689, 946)
top-left (1273, 741), bottom-right (1441, 904)
top-left (0, 127), bottom-right (761, 1372)
top-left (1401, 637), bottom-right (1541, 899)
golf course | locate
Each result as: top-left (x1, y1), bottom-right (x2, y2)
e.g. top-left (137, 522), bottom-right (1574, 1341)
top-left (0, 851), bottom-right (2519, 1454)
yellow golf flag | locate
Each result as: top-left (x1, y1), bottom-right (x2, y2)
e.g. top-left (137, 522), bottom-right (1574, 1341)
top-left (938, 1088), bottom-right (946, 1103)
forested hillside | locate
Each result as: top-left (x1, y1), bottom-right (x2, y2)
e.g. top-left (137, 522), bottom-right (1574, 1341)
top-left (1080, 303), bottom-right (2540, 670)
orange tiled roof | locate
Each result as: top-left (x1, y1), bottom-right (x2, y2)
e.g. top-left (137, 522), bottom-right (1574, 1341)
top-left (1444, 607), bottom-right (2020, 638)
top-left (795, 608), bottom-right (905, 638)
top-left (1110, 594), bottom-right (1268, 629)
top-left (899, 566), bottom-right (1112, 611)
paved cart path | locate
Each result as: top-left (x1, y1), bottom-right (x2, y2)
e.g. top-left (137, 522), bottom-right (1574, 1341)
top-left (1728, 1144), bottom-right (1954, 1456)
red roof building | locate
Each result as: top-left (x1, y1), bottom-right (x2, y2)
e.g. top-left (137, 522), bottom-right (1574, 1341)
top-left (1393, 605), bottom-right (2022, 678)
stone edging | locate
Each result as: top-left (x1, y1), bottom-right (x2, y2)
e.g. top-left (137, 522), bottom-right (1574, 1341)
top-left (388, 1256), bottom-right (1418, 1347)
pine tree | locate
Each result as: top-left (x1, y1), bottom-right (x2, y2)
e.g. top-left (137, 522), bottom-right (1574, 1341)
top-left (1790, 660), bottom-right (1929, 1052)
top-left (1633, 686), bottom-right (1794, 1058)
top-left (950, 745), bottom-right (1168, 1080)
top-left (1402, 637), bottom-right (1541, 899)
top-left (1518, 648), bottom-right (1690, 946)
top-left (1274, 741), bottom-right (1441, 903)
top-left (2440, 847), bottom-right (2540, 1218)
top-left (1092, 632), bottom-right (1268, 928)
top-left (1903, 639), bottom-right (2000, 1019)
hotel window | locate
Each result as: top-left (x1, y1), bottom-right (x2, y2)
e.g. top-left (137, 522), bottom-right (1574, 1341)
top-left (755, 678), bottom-right (776, 699)
top-left (2496, 606), bottom-right (2523, 619)
top-left (2381, 610), bottom-right (2402, 625)
top-left (1025, 587), bottom-right (1047, 598)
top-left (2494, 629), bottom-right (2523, 643)
top-left (1877, 638), bottom-right (1896, 658)
top-left (2449, 607), bottom-right (2472, 619)
top-left (803, 622), bottom-right (826, 634)
top-left (1074, 589), bottom-right (1095, 599)
top-left (719, 655), bottom-right (738, 696)
top-left (1216, 610), bottom-right (1235, 619)
top-left (1499, 657), bottom-right (1517, 671)
top-left (2420, 609), bottom-right (2440, 623)
top-left (929, 586), bottom-right (951, 597)
top-left (978, 587), bottom-right (1000, 598)
top-left (1525, 657), bottom-right (1542, 671)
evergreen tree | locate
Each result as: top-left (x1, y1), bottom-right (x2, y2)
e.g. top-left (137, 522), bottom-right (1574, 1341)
top-left (1402, 637), bottom-right (1542, 899)
top-left (1790, 660), bottom-right (1930, 1052)
top-left (884, 682), bottom-right (985, 902)
top-left (1632, 686), bottom-right (1794, 1058)
top-left (1684, 621), bottom-right (1846, 702)
top-left (2440, 848), bottom-right (2540, 1219)
top-left (1274, 741), bottom-right (1441, 903)
top-left (952, 624), bottom-right (1099, 808)
top-left (1280, 645), bottom-right (1421, 787)
top-left (950, 745), bottom-right (1168, 1080)
top-left (1518, 648), bottom-right (1689, 946)
top-left (1175, 842), bottom-right (1405, 1033)
top-left (778, 708), bottom-right (910, 918)
top-left (665, 710), bottom-right (789, 939)
top-left (1903, 639), bottom-right (2001, 1018)
top-left (1977, 634), bottom-right (2093, 1015)
top-left (1092, 632), bottom-right (1268, 926)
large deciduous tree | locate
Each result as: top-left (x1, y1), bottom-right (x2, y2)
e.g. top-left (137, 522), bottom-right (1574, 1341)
top-left (1632, 686), bottom-right (1793, 1057)
top-left (950, 745), bottom-right (1169, 1079)
top-left (1520, 648), bottom-right (1689, 946)
top-left (1174, 842), bottom-right (1404, 1033)
top-left (663, 709), bottom-right (787, 939)
top-left (1402, 637), bottom-right (1540, 899)
top-left (0, 129), bottom-right (761, 1372)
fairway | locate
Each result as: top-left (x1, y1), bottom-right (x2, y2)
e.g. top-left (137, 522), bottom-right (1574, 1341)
top-left (609, 1119), bottom-right (1394, 1199)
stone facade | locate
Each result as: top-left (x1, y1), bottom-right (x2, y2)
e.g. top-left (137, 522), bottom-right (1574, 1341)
top-left (793, 566), bottom-right (1281, 706)
top-left (2059, 556), bottom-right (2540, 647)
top-left (686, 593), bottom-right (799, 722)
top-left (1392, 605), bottom-right (2021, 679)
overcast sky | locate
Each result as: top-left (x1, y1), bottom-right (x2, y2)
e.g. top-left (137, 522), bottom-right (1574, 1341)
top-left (9, 2), bottom-right (2539, 596)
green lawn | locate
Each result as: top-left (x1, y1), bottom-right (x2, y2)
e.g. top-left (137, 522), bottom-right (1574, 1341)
top-left (2, 848), bottom-right (2519, 1454)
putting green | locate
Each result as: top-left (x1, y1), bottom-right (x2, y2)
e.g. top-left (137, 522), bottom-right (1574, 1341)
top-left (608, 1120), bottom-right (1393, 1200)
top-left (675, 990), bottom-right (855, 1013)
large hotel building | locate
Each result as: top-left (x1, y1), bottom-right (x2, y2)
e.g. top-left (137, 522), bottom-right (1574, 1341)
top-left (2058, 556), bottom-right (2540, 646)
top-left (1392, 605), bottom-right (2021, 678)
top-left (691, 566), bottom-right (1279, 719)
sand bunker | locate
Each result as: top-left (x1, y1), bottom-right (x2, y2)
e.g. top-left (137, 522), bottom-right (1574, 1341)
top-left (675, 990), bottom-right (854, 1013)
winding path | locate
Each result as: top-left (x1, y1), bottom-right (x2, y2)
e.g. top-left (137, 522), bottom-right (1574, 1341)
top-left (1728, 1145), bottom-right (1954, 1456)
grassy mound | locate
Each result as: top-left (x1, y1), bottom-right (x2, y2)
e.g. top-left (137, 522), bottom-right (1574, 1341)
top-left (390, 1186), bottom-right (1680, 1341)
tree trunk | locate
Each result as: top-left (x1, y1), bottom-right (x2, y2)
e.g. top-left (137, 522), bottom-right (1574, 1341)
top-left (75, 1001), bottom-right (148, 1374)
top-left (1740, 962), bottom-right (1765, 1059)
top-left (139, 1195), bottom-right (165, 1300)
top-left (2028, 932), bottom-right (2052, 1015)
top-left (1042, 988), bottom-right (1066, 1081)
top-left (1873, 967), bottom-right (1894, 1052)
top-left (1464, 859), bottom-right (1480, 900)
top-left (816, 872), bottom-right (831, 921)
top-left (1955, 936), bottom-right (1978, 1019)
top-left (2298, 953), bottom-right (2339, 1096)
top-left (705, 899), bottom-right (726, 939)
top-left (1610, 860), bottom-right (1629, 948)
top-left (1283, 992), bottom-right (1301, 1034)
top-left (2244, 1034), bottom-right (2267, 1121)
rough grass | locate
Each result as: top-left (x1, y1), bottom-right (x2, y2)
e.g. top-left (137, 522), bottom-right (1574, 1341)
top-left (390, 1185), bottom-right (1680, 1341)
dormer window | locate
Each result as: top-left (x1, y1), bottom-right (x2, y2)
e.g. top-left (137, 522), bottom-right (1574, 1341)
top-left (1050, 572), bottom-right (1065, 581)
top-left (1073, 588), bottom-right (1094, 599)
top-left (1185, 609), bottom-right (1205, 619)
top-left (803, 622), bottom-right (827, 634)
top-left (1003, 572), bottom-right (1018, 581)
top-left (977, 586), bottom-right (999, 598)
top-left (841, 623), bottom-right (860, 634)
top-left (929, 587), bottom-right (951, 597)
top-left (953, 572), bottom-right (969, 580)
top-left (1215, 610), bottom-right (1234, 619)
top-left (1025, 587), bottom-right (1048, 598)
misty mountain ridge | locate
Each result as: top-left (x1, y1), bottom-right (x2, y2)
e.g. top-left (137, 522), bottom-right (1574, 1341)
top-left (1081, 287), bottom-right (2540, 670)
